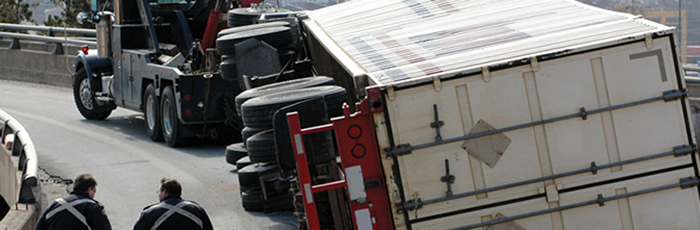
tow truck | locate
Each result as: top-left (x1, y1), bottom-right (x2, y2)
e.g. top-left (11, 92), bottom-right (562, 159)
top-left (72, 0), bottom-right (248, 146)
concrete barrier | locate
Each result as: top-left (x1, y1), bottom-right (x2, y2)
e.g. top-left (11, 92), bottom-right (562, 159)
top-left (0, 109), bottom-right (41, 229)
top-left (0, 146), bottom-right (36, 230)
top-left (0, 39), bottom-right (87, 87)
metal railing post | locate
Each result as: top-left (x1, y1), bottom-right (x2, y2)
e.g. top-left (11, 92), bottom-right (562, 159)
top-left (52, 43), bottom-right (64, 55)
top-left (1, 120), bottom-right (9, 144)
top-left (11, 131), bottom-right (22, 156)
top-left (9, 38), bottom-right (20, 50)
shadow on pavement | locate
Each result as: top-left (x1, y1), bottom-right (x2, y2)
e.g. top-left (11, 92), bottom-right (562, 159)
top-left (79, 113), bottom-right (241, 159)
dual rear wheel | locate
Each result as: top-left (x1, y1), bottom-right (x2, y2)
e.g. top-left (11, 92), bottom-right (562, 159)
top-left (143, 84), bottom-right (187, 147)
top-left (74, 70), bottom-right (187, 147)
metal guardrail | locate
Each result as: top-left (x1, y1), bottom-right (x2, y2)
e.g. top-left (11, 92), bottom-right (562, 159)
top-left (0, 23), bottom-right (96, 55)
top-left (684, 66), bottom-right (700, 72)
top-left (0, 32), bottom-right (96, 46)
top-left (683, 66), bottom-right (700, 87)
top-left (0, 109), bottom-right (39, 204)
top-left (684, 66), bottom-right (700, 83)
top-left (0, 23), bottom-right (96, 36)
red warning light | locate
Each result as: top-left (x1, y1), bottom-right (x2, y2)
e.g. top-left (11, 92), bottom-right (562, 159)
top-left (185, 109), bottom-right (193, 117)
top-left (81, 46), bottom-right (89, 54)
top-left (184, 94), bottom-right (192, 101)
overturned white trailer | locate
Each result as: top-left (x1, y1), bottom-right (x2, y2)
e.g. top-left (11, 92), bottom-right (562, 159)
top-left (298, 0), bottom-right (700, 229)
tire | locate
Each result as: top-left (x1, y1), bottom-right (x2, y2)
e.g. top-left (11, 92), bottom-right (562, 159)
top-left (236, 156), bottom-right (253, 169)
top-left (226, 142), bottom-right (247, 165)
top-left (238, 163), bottom-right (279, 189)
top-left (228, 8), bottom-right (259, 27)
top-left (264, 192), bottom-right (294, 213)
top-left (220, 59), bottom-right (238, 81)
top-left (240, 86), bottom-right (347, 128)
top-left (273, 97), bottom-right (334, 170)
top-left (228, 8), bottom-right (290, 27)
top-left (246, 129), bottom-right (277, 163)
top-left (161, 86), bottom-right (188, 147)
top-left (241, 187), bottom-right (264, 212)
top-left (235, 76), bottom-right (334, 116)
top-left (216, 37), bottom-right (237, 56)
top-left (73, 68), bottom-right (113, 120)
top-left (218, 21), bottom-right (290, 38)
top-left (221, 55), bottom-right (234, 61)
top-left (241, 126), bottom-right (267, 144)
top-left (216, 27), bottom-right (293, 53)
top-left (143, 84), bottom-right (163, 141)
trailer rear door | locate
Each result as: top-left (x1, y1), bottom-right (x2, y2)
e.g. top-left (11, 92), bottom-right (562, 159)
top-left (373, 37), bottom-right (700, 229)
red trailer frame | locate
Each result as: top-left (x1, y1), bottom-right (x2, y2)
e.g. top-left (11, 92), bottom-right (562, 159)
top-left (287, 99), bottom-right (393, 230)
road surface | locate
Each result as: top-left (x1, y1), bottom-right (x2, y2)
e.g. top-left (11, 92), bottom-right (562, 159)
top-left (0, 80), bottom-right (297, 230)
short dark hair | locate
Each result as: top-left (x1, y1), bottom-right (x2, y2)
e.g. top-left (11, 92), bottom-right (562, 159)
top-left (160, 178), bottom-right (181, 197)
top-left (73, 174), bottom-right (97, 192)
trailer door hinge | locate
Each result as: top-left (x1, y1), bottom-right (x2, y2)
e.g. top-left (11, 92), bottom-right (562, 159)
top-left (530, 57), bottom-right (539, 72)
top-left (481, 66), bottom-right (491, 82)
top-left (387, 86), bottom-right (396, 101)
top-left (385, 144), bottom-right (412, 158)
top-left (645, 33), bottom-right (653, 49)
top-left (432, 75), bottom-right (442, 92)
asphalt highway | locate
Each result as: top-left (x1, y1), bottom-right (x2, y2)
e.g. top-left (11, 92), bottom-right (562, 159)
top-left (0, 80), bottom-right (297, 230)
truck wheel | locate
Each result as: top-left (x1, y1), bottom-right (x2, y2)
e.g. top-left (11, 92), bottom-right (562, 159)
top-left (73, 68), bottom-right (113, 120)
top-left (235, 76), bottom-right (335, 116)
top-left (218, 21), bottom-right (290, 38)
top-left (143, 84), bottom-right (163, 141)
top-left (221, 55), bottom-right (234, 61)
top-left (216, 26), bottom-right (293, 52)
top-left (241, 126), bottom-right (267, 144)
top-left (241, 188), bottom-right (264, 212)
top-left (238, 163), bottom-right (279, 190)
top-left (240, 86), bottom-right (347, 128)
top-left (216, 38), bottom-right (237, 56)
top-left (220, 59), bottom-right (238, 81)
top-left (246, 129), bottom-right (277, 163)
top-left (227, 8), bottom-right (289, 27)
top-left (236, 156), bottom-right (253, 169)
top-left (273, 97), bottom-right (334, 171)
top-left (226, 142), bottom-right (247, 165)
top-left (263, 192), bottom-right (294, 213)
top-left (161, 86), bottom-right (188, 147)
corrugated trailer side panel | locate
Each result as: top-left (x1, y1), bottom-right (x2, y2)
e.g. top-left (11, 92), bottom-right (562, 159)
top-left (374, 36), bottom-right (700, 229)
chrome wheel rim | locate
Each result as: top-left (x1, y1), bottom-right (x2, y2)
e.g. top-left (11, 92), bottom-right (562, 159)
top-left (79, 78), bottom-right (94, 110)
top-left (162, 99), bottom-right (173, 137)
top-left (146, 95), bottom-right (157, 130)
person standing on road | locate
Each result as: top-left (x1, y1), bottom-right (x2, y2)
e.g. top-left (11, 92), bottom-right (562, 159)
top-left (35, 173), bottom-right (112, 230)
top-left (133, 178), bottom-right (213, 230)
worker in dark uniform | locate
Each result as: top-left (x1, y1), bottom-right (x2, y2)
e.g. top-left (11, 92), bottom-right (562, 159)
top-left (133, 178), bottom-right (213, 230)
top-left (35, 173), bottom-right (112, 230)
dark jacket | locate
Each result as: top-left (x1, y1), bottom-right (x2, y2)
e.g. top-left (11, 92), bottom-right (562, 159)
top-left (35, 191), bottom-right (112, 230)
top-left (133, 196), bottom-right (213, 230)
